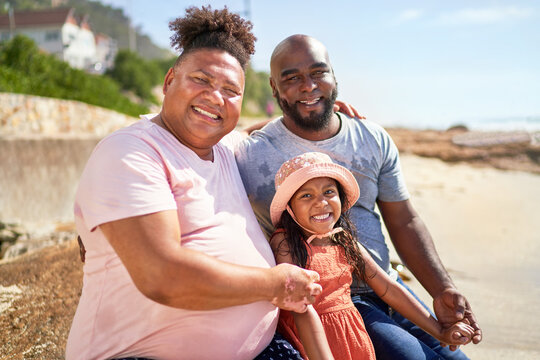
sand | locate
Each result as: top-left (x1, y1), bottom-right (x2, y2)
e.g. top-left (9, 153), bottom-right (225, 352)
top-left (1, 128), bottom-right (540, 359)
top-left (392, 154), bottom-right (540, 359)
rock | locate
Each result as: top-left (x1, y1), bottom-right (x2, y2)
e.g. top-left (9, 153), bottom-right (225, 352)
top-left (452, 131), bottom-right (532, 147)
top-left (1, 224), bottom-right (76, 261)
top-left (446, 124), bottom-right (469, 132)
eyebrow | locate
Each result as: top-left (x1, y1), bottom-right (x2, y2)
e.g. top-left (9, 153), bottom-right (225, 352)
top-left (196, 69), bottom-right (242, 89)
top-left (280, 62), bottom-right (330, 78)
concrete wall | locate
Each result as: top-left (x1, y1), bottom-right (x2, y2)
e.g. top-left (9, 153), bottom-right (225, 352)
top-left (0, 93), bottom-right (138, 229)
top-left (0, 137), bottom-right (100, 227)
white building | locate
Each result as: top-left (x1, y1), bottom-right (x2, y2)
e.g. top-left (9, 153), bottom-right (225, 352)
top-left (93, 32), bottom-right (118, 74)
top-left (0, 7), bottom-right (115, 72)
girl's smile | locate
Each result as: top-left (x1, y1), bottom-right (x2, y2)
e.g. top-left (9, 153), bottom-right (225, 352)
top-left (289, 177), bottom-right (342, 237)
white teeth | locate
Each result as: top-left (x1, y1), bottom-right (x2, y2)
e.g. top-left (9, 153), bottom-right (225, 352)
top-left (313, 213), bottom-right (330, 220)
top-left (300, 98), bottom-right (320, 105)
top-left (194, 107), bottom-right (218, 119)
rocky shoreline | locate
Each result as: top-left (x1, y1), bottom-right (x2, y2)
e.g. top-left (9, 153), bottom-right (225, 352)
top-left (387, 127), bottom-right (540, 174)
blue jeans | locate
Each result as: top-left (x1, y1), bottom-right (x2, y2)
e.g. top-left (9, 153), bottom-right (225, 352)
top-left (352, 278), bottom-right (470, 360)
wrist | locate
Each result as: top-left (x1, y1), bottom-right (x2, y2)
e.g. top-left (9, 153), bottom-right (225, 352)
top-left (433, 283), bottom-right (457, 299)
top-left (266, 265), bottom-right (286, 302)
top-left (436, 322), bottom-right (445, 340)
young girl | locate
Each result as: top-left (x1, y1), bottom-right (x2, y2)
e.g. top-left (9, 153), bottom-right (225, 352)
top-left (269, 152), bottom-right (474, 360)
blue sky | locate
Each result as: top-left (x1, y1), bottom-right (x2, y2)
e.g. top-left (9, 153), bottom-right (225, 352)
top-left (100, 0), bottom-right (540, 130)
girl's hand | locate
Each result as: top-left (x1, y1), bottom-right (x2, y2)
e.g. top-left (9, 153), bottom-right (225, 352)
top-left (439, 321), bottom-right (475, 348)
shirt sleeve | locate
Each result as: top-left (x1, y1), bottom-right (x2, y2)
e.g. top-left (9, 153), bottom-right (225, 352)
top-left (221, 129), bottom-right (246, 151)
top-left (377, 129), bottom-right (410, 202)
top-left (77, 132), bottom-right (177, 231)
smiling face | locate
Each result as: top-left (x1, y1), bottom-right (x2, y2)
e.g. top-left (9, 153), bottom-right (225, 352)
top-left (160, 48), bottom-right (244, 160)
top-left (289, 177), bottom-right (342, 237)
top-left (270, 35), bottom-right (339, 138)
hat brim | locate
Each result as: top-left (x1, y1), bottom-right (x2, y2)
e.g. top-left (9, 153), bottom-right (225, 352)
top-left (270, 163), bottom-right (360, 226)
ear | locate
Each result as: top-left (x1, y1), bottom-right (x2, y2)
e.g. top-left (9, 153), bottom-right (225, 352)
top-left (163, 68), bottom-right (175, 95)
top-left (269, 77), bottom-right (278, 98)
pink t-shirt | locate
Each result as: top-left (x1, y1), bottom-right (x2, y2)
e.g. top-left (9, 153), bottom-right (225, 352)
top-left (66, 117), bottom-right (278, 360)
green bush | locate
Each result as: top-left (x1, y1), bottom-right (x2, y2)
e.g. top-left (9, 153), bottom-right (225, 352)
top-left (0, 35), bottom-right (148, 117)
top-left (106, 50), bottom-right (166, 103)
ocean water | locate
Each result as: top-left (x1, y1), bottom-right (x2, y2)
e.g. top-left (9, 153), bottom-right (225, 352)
top-left (463, 116), bottom-right (540, 132)
top-left (383, 116), bottom-right (540, 132)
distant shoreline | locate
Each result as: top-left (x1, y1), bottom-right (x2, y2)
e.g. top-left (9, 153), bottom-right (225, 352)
top-left (239, 117), bottom-right (540, 175)
top-left (386, 127), bottom-right (540, 175)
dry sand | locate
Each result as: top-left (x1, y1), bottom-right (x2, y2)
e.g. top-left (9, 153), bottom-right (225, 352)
top-left (1, 128), bottom-right (539, 359)
top-left (391, 154), bottom-right (540, 359)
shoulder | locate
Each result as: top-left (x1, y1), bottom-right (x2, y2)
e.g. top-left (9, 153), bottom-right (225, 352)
top-left (219, 129), bottom-right (245, 151)
top-left (340, 114), bottom-right (397, 152)
top-left (92, 123), bottom-right (164, 167)
top-left (340, 113), bottom-right (391, 139)
top-left (251, 117), bottom-right (285, 139)
top-left (235, 118), bottom-right (285, 166)
top-left (238, 118), bottom-right (284, 150)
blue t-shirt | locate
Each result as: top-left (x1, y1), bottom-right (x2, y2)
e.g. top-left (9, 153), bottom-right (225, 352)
top-left (235, 113), bottom-right (409, 291)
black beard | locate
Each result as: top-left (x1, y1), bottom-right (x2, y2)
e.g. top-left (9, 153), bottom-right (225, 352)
top-left (276, 88), bottom-right (338, 131)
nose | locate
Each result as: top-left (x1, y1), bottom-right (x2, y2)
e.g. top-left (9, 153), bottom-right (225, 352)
top-left (299, 77), bottom-right (317, 92)
top-left (203, 88), bottom-right (225, 106)
top-left (314, 194), bottom-right (328, 207)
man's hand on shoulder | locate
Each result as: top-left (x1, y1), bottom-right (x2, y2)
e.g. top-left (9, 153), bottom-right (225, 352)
top-left (333, 100), bottom-right (366, 119)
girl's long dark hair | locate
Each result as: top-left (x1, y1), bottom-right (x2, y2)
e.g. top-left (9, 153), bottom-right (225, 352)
top-left (274, 182), bottom-right (367, 281)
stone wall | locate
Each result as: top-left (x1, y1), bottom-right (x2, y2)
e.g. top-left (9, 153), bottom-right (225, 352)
top-left (0, 92), bottom-right (137, 137)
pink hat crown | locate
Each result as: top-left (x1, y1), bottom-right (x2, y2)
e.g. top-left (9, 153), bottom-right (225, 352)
top-left (275, 152), bottom-right (335, 190)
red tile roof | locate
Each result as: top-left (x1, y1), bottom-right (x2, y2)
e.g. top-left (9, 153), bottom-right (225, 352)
top-left (0, 8), bottom-right (75, 29)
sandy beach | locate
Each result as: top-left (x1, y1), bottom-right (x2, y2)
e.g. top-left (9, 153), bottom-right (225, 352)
top-left (395, 154), bottom-right (540, 359)
top-left (1, 128), bottom-right (539, 359)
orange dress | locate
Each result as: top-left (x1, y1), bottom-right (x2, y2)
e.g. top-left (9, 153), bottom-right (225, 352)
top-left (278, 244), bottom-right (376, 360)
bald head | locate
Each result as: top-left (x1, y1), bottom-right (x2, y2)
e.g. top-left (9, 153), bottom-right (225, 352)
top-left (270, 34), bottom-right (332, 80)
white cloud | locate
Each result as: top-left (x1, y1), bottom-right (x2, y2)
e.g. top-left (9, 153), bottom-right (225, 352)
top-left (397, 9), bottom-right (424, 23)
top-left (439, 7), bottom-right (533, 25)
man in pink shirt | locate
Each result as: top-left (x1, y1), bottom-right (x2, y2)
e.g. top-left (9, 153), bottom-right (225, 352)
top-left (65, 6), bottom-right (321, 360)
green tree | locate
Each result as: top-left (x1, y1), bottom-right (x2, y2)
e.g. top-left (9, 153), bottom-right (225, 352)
top-left (106, 50), bottom-right (157, 102)
top-left (243, 66), bottom-right (275, 117)
top-left (0, 35), bottom-right (148, 116)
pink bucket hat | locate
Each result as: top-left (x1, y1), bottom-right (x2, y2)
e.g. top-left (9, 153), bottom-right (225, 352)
top-left (270, 152), bottom-right (360, 226)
